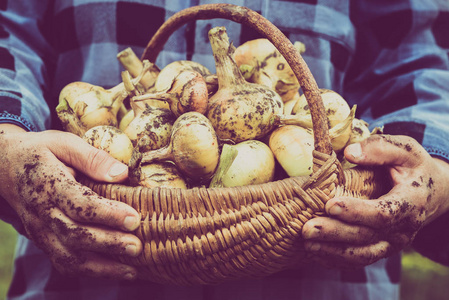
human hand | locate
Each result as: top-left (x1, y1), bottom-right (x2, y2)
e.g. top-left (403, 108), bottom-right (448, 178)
top-left (302, 134), bottom-right (449, 269)
top-left (0, 124), bottom-right (143, 280)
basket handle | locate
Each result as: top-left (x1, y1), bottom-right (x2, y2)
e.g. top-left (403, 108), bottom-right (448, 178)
top-left (141, 3), bottom-right (332, 155)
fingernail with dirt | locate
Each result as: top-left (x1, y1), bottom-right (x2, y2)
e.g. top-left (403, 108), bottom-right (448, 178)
top-left (328, 203), bottom-right (343, 216)
top-left (303, 226), bottom-right (320, 239)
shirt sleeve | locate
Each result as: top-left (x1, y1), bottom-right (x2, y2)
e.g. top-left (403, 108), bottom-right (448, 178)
top-left (0, 1), bottom-right (54, 233)
top-left (344, 1), bottom-right (449, 265)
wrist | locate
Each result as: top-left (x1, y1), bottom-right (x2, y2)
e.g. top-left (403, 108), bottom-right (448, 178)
top-left (0, 123), bottom-right (28, 134)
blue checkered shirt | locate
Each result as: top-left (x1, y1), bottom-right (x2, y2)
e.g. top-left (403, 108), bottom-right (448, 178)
top-left (1, 0), bottom-right (449, 299)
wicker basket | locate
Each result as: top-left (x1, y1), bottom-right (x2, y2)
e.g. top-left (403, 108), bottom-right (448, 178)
top-left (80, 4), bottom-right (387, 285)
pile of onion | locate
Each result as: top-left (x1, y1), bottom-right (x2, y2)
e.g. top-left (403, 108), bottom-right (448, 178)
top-left (57, 25), bottom-right (379, 191)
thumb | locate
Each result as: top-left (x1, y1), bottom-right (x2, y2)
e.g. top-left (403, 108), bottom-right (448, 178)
top-left (46, 130), bottom-right (128, 183)
top-left (344, 134), bottom-right (427, 168)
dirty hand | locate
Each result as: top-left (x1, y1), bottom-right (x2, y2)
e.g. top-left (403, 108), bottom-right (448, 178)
top-left (0, 124), bottom-right (142, 280)
top-left (302, 134), bottom-right (449, 269)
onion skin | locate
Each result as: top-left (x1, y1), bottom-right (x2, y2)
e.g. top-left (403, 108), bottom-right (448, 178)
top-left (123, 106), bottom-right (176, 151)
top-left (292, 89), bottom-right (350, 129)
top-left (133, 70), bottom-right (209, 117)
top-left (269, 125), bottom-right (314, 177)
top-left (234, 38), bottom-right (305, 102)
top-left (129, 161), bottom-right (188, 189)
top-left (135, 112), bottom-right (220, 183)
top-left (207, 27), bottom-right (283, 143)
top-left (154, 60), bottom-right (211, 93)
top-left (82, 125), bottom-right (134, 165)
top-left (210, 140), bottom-right (275, 188)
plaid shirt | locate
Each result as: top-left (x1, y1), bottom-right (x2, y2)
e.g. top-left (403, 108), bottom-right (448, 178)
top-left (1, 0), bottom-right (449, 299)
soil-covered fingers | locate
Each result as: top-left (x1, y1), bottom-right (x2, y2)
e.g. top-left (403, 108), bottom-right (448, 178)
top-left (304, 240), bottom-right (392, 269)
top-left (44, 130), bottom-right (129, 183)
top-left (53, 179), bottom-right (141, 232)
top-left (325, 195), bottom-right (425, 236)
top-left (302, 217), bottom-right (379, 245)
top-left (49, 208), bottom-right (142, 258)
top-left (344, 134), bottom-right (428, 168)
top-left (20, 210), bottom-right (139, 280)
top-left (48, 239), bottom-right (139, 280)
top-left (17, 155), bottom-right (140, 232)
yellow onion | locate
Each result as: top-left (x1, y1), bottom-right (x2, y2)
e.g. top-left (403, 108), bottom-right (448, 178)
top-left (292, 89), bottom-right (350, 128)
top-left (209, 140), bottom-right (275, 188)
top-left (82, 125), bottom-right (134, 165)
top-left (234, 38), bottom-right (305, 102)
top-left (207, 27), bottom-right (283, 143)
top-left (56, 61), bottom-right (153, 136)
top-left (283, 92), bottom-right (300, 115)
top-left (131, 112), bottom-right (219, 183)
top-left (269, 125), bottom-right (314, 177)
top-left (129, 161), bottom-right (188, 189)
top-left (133, 70), bottom-right (209, 117)
top-left (154, 60), bottom-right (212, 93)
top-left (118, 109), bottom-right (134, 132)
top-left (123, 105), bottom-right (175, 151)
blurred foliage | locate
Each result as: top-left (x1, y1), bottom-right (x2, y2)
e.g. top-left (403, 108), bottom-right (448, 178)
top-left (1, 220), bottom-right (449, 300)
top-left (0, 220), bottom-right (17, 300)
top-left (401, 248), bottom-right (449, 300)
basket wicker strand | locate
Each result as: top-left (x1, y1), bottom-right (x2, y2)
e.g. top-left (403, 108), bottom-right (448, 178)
top-left (80, 4), bottom-right (387, 285)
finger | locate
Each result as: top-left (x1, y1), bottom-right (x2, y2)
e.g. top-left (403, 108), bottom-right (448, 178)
top-left (20, 214), bottom-right (139, 280)
top-left (344, 134), bottom-right (427, 168)
top-left (14, 152), bottom-right (140, 232)
top-left (44, 130), bottom-right (128, 183)
top-left (49, 208), bottom-right (142, 257)
top-left (49, 243), bottom-right (139, 280)
top-left (325, 192), bottom-right (425, 232)
top-left (53, 179), bottom-right (141, 231)
top-left (304, 240), bottom-right (391, 268)
top-left (302, 217), bottom-right (379, 245)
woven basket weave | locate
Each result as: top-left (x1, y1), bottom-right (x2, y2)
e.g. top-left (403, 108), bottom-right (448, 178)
top-left (80, 4), bottom-right (387, 285)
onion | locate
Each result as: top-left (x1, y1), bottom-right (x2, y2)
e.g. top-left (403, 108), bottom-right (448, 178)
top-left (129, 161), bottom-right (188, 189)
top-left (154, 60), bottom-right (212, 93)
top-left (283, 92), bottom-right (300, 115)
top-left (118, 109), bottom-right (134, 132)
top-left (123, 105), bottom-right (175, 151)
top-left (269, 125), bottom-right (314, 177)
top-left (131, 112), bottom-right (220, 183)
top-left (56, 61), bottom-right (153, 136)
top-left (234, 38), bottom-right (305, 102)
top-left (209, 140), bottom-right (275, 188)
top-left (133, 70), bottom-right (209, 117)
top-left (207, 27), bottom-right (283, 143)
top-left (82, 125), bottom-right (134, 165)
top-left (291, 89), bottom-right (350, 128)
